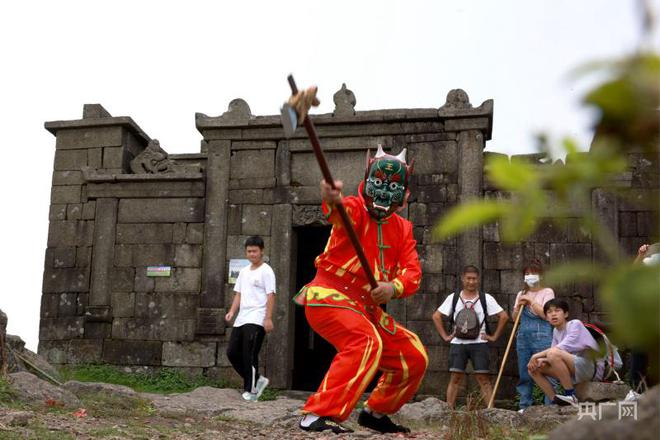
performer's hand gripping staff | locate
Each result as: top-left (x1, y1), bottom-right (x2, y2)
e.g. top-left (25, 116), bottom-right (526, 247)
top-left (282, 75), bottom-right (392, 300)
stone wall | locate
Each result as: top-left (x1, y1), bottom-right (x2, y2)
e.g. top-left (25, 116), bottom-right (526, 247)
top-left (39, 89), bottom-right (657, 401)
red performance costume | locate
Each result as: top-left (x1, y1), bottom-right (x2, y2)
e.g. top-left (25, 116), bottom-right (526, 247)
top-left (294, 146), bottom-right (428, 425)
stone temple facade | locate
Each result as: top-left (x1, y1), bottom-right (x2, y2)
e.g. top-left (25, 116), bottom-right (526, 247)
top-left (39, 86), bottom-right (657, 400)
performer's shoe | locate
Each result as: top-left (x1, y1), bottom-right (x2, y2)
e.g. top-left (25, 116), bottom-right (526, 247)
top-left (357, 409), bottom-right (410, 433)
top-left (299, 416), bottom-right (353, 434)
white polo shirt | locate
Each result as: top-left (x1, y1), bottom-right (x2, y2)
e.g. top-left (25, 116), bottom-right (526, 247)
top-left (437, 291), bottom-right (503, 344)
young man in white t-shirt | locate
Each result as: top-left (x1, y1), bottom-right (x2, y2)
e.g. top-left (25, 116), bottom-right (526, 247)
top-left (225, 236), bottom-right (276, 401)
top-left (432, 265), bottom-right (508, 408)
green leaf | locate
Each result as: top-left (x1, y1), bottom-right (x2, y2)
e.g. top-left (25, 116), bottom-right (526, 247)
top-left (432, 200), bottom-right (509, 240)
top-left (486, 155), bottom-right (538, 191)
top-left (544, 260), bottom-right (604, 285)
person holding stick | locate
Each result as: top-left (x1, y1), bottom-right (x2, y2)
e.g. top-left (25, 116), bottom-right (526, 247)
top-left (511, 260), bottom-right (555, 412)
top-left (292, 145), bottom-right (428, 434)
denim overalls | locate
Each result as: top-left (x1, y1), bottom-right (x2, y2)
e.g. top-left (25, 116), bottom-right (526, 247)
top-left (516, 304), bottom-right (553, 409)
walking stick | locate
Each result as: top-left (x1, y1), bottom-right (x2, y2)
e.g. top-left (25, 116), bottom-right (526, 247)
top-left (281, 75), bottom-right (378, 290)
top-left (487, 304), bottom-right (523, 408)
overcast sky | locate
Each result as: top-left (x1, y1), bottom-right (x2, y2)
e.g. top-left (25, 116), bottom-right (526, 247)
top-left (0, 0), bottom-right (657, 351)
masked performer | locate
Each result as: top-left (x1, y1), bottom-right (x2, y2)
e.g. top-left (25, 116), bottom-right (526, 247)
top-left (294, 145), bottom-right (428, 434)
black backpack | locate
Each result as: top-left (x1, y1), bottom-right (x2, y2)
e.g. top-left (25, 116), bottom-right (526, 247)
top-left (449, 291), bottom-right (491, 339)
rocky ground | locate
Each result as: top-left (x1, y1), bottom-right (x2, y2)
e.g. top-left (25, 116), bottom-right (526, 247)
top-left (1, 371), bottom-right (657, 439)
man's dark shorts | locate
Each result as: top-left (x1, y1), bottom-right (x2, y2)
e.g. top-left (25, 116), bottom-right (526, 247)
top-left (449, 342), bottom-right (490, 373)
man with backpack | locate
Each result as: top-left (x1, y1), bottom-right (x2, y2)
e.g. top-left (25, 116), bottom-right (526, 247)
top-left (432, 265), bottom-right (509, 408)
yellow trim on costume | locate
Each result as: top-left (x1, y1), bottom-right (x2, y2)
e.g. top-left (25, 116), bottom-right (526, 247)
top-left (336, 255), bottom-right (358, 277)
top-left (392, 278), bottom-right (404, 298)
top-left (305, 286), bottom-right (359, 307)
top-left (400, 351), bottom-right (409, 383)
top-left (400, 327), bottom-right (429, 369)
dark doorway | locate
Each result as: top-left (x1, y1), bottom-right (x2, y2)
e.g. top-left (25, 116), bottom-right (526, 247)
top-left (292, 225), bottom-right (335, 391)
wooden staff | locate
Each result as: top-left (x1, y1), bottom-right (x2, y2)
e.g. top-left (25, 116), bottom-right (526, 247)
top-left (487, 304), bottom-right (523, 408)
top-left (286, 75), bottom-right (378, 290)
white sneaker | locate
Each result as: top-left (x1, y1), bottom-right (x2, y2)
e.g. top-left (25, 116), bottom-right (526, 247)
top-left (517, 408), bottom-right (525, 414)
top-left (255, 376), bottom-right (269, 399)
top-left (554, 394), bottom-right (578, 406)
top-left (242, 391), bottom-right (257, 401)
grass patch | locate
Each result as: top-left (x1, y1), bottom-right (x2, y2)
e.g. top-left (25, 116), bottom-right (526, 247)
top-left (60, 365), bottom-right (232, 394)
top-left (257, 386), bottom-right (279, 401)
top-left (0, 375), bottom-right (17, 404)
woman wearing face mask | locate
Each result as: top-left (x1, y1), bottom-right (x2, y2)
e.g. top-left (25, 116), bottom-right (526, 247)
top-left (512, 260), bottom-right (555, 412)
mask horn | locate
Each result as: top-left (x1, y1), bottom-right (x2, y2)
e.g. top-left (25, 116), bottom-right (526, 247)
top-left (395, 148), bottom-right (407, 164)
top-left (375, 144), bottom-right (386, 158)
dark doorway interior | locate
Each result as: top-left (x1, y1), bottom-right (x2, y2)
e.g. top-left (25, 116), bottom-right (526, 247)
top-left (292, 225), bottom-right (335, 391)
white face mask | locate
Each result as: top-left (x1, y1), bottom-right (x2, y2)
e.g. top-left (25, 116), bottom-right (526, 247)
top-left (524, 274), bottom-right (540, 287)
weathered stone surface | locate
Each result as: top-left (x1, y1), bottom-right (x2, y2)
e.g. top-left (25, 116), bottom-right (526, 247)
top-left (39, 317), bottom-right (85, 340)
top-left (51, 185), bottom-right (81, 204)
top-left (9, 372), bottom-right (81, 407)
top-left (230, 150), bottom-right (275, 180)
top-left (174, 244), bottom-right (202, 267)
top-left (154, 268), bottom-right (201, 293)
top-left (54, 149), bottom-right (87, 170)
top-left (135, 292), bottom-right (198, 319)
top-left (116, 223), bottom-right (173, 244)
top-left (63, 380), bottom-right (138, 399)
top-left (55, 126), bottom-right (123, 150)
top-left (47, 221), bottom-right (94, 247)
top-left (290, 150), bottom-right (364, 188)
top-left (186, 223), bottom-right (204, 244)
top-left (421, 244), bottom-right (443, 274)
top-left (118, 198), bottom-right (205, 223)
top-left (575, 381), bottom-right (631, 402)
top-left (162, 342), bottom-right (216, 367)
top-left (111, 318), bottom-right (196, 341)
top-left (240, 205), bottom-right (272, 236)
top-left (42, 268), bottom-right (90, 293)
top-left (45, 247), bottom-right (76, 268)
top-left (0, 410), bottom-right (34, 427)
top-left (102, 339), bottom-right (162, 365)
top-left (111, 292), bottom-right (135, 317)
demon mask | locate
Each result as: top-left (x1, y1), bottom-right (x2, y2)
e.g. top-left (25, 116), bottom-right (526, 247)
top-left (362, 145), bottom-right (413, 220)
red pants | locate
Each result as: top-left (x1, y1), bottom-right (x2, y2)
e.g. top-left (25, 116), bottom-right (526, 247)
top-left (303, 305), bottom-right (428, 421)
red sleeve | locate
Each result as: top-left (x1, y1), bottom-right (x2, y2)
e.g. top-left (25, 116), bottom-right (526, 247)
top-left (322, 196), bottom-right (364, 228)
top-left (391, 221), bottom-right (421, 299)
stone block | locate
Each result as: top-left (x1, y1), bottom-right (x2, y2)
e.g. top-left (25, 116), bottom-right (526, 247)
top-left (174, 244), bottom-right (202, 267)
top-left (549, 243), bottom-right (592, 265)
top-left (116, 223), bottom-right (173, 244)
top-left (103, 146), bottom-right (124, 169)
top-left (566, 219), bottom-right (591, 242)
top-left (40, 294), bottom-right (59, 318)
top-left (483, 270), bottom-right (500, 294)
top-left (88, 148), bottom-right (102, 169)
top-left (216, 342), bottom-right (232, 367)
top-left (81, 202), bottom-right (96, 220)
top-left (162, 342), bottom-right (216, 367)
top-left (230, 150), bottom-right (275, 180)
top-left (406, 320), bottom-right (443, 346)
top-left (49, 204), bottom-right (67, 221)
top-left (241, 205), bottom-right (272, 236)
top-left (422, 244), bottom-right (443, 274)
top-left (50, 185), bottom-right (81, 203)
top-left (425, 344), bottom-right (451, 372)
top-left (133, 244), bottom-right (175, 267)
top-left (408, 203), bottom-right (428, 225)
top-left (530, 220), bottom-right (568, 242)
top-left (54, 149), bottom-right (87, 170)
top-left (43, 267), bottom-right (90, 293)
top-left (111, 292), bottom-right (135, 317)
top-left (110, 267), bottom-right (134, 292)
top-left (57, 293), bottom-right (78, 316)
top-left (84, 322), bottom-right (112, 339)
top-left (196, 308), bottom-right (226, 335)
top-left (45, 247), bottom-right (76, 268)
top-left (52, 170), bottom-right (84, 186)
top-left (134, 269), bottom-right (155, 292)
top-left (406, 292), bottom-right (442, 321)
top-left (113, 245), bottom-right (132, 267)
top-left (55, 126), bottom-right (123, 150)
top-left (173, 223), bottom-right (187, 244)
top-left (186, 223), bottom-right (204, 244)
top-left (442, 246), bottom-right (458, 275)
top-left (134, 292), bottom-right (198, 320)
top-left (39, 317), bottom-right (84, 340)
top-left (102, 339), bottom-right (162, 365)
top-left (66, 204), bottom-right (82, 220)
top-left (408, 141), bottom-right (458, 174)
top-left (111, 318), bottom-right (195, 341)
top-left (47, 221), bottom-right (94, 247)
top-left (290, 151), bottom-right (364, 188)
top-left (575, 382), bottom-right (631, 402)
top-left (228, 189), bottom-right (263, 204)
top-left (483, 223), bottom-right (500, 242)
top-left (67, 339), bottom-right (104, 364)
top-left (118, 198), bottom-right (205, 223)
top-left (499, 270), bottom-right (522, 296)
top-left (227, 204), bottom-right (242, 235)
top-left (483, 242), bottom-right (522, 270)
top-left (154, 268), bottom-right (202, 293)
top-left (76, 247), bottom-right (92, 268)
top-left (420, 274), bottom-right (443, 294)
top-left (226, 235), bottom-right (271, 261)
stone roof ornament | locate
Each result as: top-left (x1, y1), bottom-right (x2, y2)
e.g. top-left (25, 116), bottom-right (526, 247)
top-left (220, 99), bottom-right (253, 123)
top-left (440, 89), bottom-right (472, 110)
top-left (333, 83), bottom-right (356, 117)
top-left (130, 139), bottom-right (186, 174)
